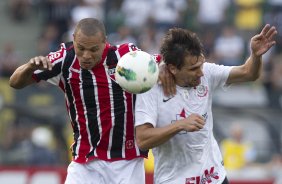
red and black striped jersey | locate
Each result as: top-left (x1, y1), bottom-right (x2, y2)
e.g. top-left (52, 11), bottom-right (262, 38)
top-left (32, 42), bottom-right (153, 163)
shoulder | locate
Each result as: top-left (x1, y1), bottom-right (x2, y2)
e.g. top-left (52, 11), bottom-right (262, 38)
top-left (139, 84), bottom-right (162, 98)
top-left (64, 42), bottom-right (74, 51)
top-left (65, 42), bottom-right (75, 56)
top-left (47, 43), bottom-right (66, 62)
top-left (118, 42), bottom-right (138, 50)
top-left (47, 42), bottom-right (75, 65)
top-left (203, 62), bottom-right (217, 70)
top-left (114, 43), bottom-right (139, 57)
top-left (53, 42), bottom-right (74, 53)
top-left (203, 62), bottom-right (232, 74)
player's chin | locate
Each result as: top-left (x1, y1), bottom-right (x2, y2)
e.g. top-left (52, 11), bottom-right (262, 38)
top-left (190, 81), bottom-right (201, 87)
top-left (80, 62), bottom-right (98, 70)
top-left (194, 78), bottom-right (202, 86)
top-left (80, 64), bottom-right (91, 70)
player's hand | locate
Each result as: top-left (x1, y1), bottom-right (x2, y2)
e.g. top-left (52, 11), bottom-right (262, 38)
top-left (178, 113), bottom-right (205, 132)
top-left (28, 56), bottom-right (53, 71)
top-left (158, 62), bottom-right (176, 96)
top-left (250, 24), bottom-right (277, 57)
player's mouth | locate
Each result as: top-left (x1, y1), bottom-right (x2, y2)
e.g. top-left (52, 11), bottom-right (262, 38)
top-left (80, 62), bottom-right (93, 69)
top-left (83, 61), bottom-right (91, 65)
top-left (192, 78), bottom-right (201, 86)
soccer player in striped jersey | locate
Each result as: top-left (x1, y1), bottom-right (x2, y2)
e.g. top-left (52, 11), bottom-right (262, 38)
top-left (9, 18), bottom-right (169, 184)
top-left (135, 25), bottom-right (277, 184)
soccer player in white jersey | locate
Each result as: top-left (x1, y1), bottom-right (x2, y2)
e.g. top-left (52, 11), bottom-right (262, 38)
top-left (135, 25), bottom-right (277, 184)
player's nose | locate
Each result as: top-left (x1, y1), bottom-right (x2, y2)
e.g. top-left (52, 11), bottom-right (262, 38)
top-left (82, 51), bottom-right (92, 60)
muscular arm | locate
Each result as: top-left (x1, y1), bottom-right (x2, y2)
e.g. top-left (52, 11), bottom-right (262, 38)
top-left (226, 24), bottom-right (277, 85)
top-left (9, 56), bottom-right (52, 89)
top-left (9, 63), bottom-right (36, 89)
top-left (136, 123), bottom-right (183, 151)
top-left (226, 54), bottom-right (262, 84)
top-left (135, 114), bottom-right (205, 151)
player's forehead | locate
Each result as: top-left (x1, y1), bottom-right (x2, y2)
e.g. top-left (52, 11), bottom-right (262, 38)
top-left (75, 30), bottom-right (104, 48)
top-left (184, 54), bottom-right (205, 68)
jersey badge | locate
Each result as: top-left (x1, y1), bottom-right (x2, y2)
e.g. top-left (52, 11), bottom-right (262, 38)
top-left (196, 85), bottom-right (208, 97)
top-left (126, 140), bottom-right (134, 149)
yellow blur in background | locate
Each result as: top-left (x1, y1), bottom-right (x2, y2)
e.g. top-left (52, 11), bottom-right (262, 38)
top-left (144, 149), bottom-right (154, 173)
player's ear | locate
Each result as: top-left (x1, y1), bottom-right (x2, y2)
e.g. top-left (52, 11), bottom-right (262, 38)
top-left (167, 64), bottom-right (177, 75)
top-left (73, 33), bottom-right (75, 40)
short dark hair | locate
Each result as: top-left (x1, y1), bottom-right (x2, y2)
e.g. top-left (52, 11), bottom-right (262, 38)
top-left (74, 18), bottom-right (106, 39)
top-left (160, 28), bottom-right (204, 69)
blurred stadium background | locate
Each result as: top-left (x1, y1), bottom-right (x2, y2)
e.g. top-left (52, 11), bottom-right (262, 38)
top-left (0, 0), bottom-right (281, 183)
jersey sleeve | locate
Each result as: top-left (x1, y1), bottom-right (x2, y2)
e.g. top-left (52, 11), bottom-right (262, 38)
top-left (117, 43), bottom-right (162, 64)
top-left (152, 54), bottom-right (162, 65)
top-left (135, 85), bottom-right (159, 127)
top-left (204, 62), bottom-right (233, 91)
top-left (117, 43), bottom-right (140, 57)
top-left (32, 43), bottom-right (66, 86)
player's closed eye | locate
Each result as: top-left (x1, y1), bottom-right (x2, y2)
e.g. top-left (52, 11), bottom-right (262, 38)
top-left (78, 47), bottom-right (85, 51)
top-left (90, 48), bottom-right (99, 52)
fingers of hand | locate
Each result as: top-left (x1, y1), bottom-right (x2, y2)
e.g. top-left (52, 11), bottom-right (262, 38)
top-left (190, 117), bottom-right (205, 130)
top-left (261, 24), bottom-right (271, 36)
top-left (157, 65), bottom-right (165, 85)
top-left (190, 113), bottom-right (204, 121)
top-left (167, 72), bottom-right (176, 96)
top-left (256, 25), bottom-right (277, 43)
top-left (184, 114), bottom-right (205, 131)
top-left (192, 120), bottom-right (204, 130)
top-left (165, 72), bottom-right (176, 96)
top-left (265, 26), bottom-right (277, 39)
top-left (159, 65), bottom-right (176, 96)
top-left (257, 25), bottom-right (277, 46)
top-left (30, 56), bottom-right (52, 70)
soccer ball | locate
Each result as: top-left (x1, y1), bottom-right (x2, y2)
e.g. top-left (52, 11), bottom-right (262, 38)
top-left (115, 50), bottom-right (159, 94)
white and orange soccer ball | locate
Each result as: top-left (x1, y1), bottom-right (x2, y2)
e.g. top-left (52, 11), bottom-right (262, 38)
top-left (115, 50), bottom-right (159, 94)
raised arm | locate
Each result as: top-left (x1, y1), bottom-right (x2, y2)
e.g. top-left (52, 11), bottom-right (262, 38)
top-left (226, 24), bottom-right (277, 84)
top-left (9, 56), bottom-right (52, 89)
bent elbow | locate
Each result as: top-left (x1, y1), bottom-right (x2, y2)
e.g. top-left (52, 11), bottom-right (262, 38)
top-left (9, 80), bottom-right (18, 89)
top-left (9, 78), bottom-right (23, 89)
top-left (136, 137), bottom-right (150, 151)
top-left (135, 124), bottom-right (155, 151)
top-left (248, 73), bottom-right (260, 82)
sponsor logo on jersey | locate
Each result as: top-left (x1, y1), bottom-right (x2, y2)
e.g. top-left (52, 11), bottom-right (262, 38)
top-left (108, 68), bottom-right (116, 75)
top-left (163, 96), bottom-right (174, 102)
top-left (106, 56), bottom-right (118, 76)
top-left (48, 47), bottom-right (64, 62)
top-left (185, 166), bottom-right (219, 184)
top-left (202, 112), bottom-right (208, 121)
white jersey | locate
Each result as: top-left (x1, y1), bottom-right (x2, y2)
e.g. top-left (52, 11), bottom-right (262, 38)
top-left (135, 63), bottom-right (232, 184)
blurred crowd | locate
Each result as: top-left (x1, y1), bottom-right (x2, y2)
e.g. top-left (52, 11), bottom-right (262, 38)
top-left (0, 0), bottom-right (281, 181)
